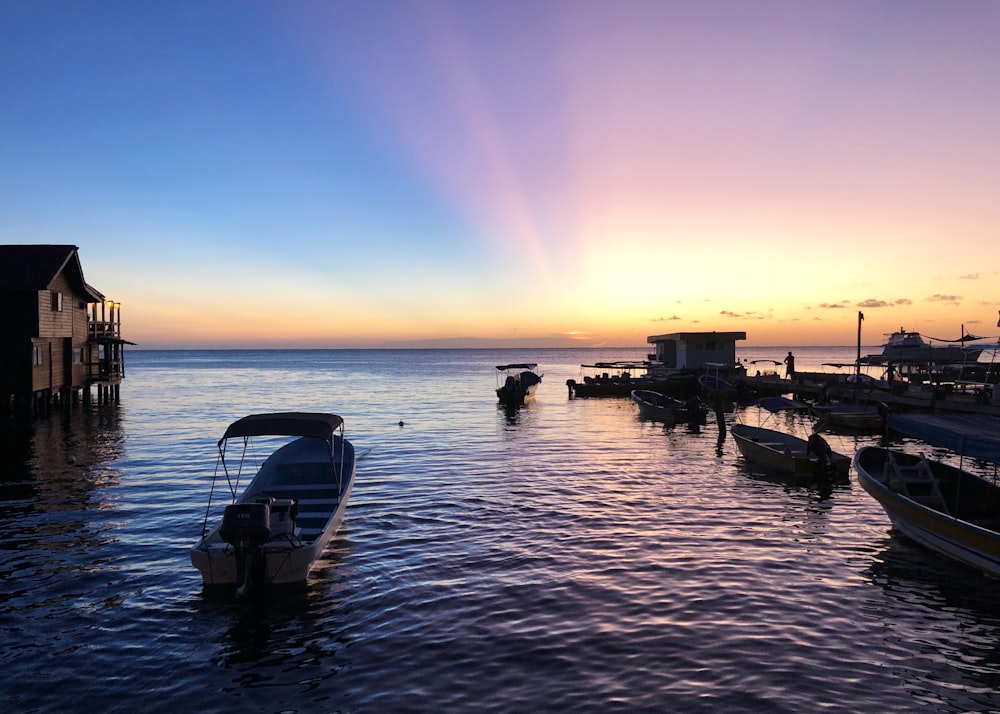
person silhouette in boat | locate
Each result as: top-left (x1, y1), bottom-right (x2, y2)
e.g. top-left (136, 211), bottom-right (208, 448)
top-left (806, 432), bottom-right (834, 472)
top-left (783, 351), bottom-right (795, 380)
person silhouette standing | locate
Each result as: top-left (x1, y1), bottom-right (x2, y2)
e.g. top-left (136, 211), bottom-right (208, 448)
top-left (784, 351), bottom-right (795, 380)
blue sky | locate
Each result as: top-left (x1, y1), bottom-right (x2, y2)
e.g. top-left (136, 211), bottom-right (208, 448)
top-left (3, 1), bottom-right (999, 347)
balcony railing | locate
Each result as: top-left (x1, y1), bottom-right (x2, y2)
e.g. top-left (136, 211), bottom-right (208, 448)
top-left (88, 320), bottom-right (121, 340)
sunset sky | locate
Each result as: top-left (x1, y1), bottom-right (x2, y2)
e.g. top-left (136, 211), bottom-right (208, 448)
top-left (2, 1), bottom-right (998, 348)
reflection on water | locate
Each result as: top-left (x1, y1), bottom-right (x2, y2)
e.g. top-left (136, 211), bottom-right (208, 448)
top-left (199, 539), bottom-right (354, 673)
top-left (3, 348), bottom-right (1000, 712)
top-left (0, 408), bottom-right (126, 586)
top-left (863, 535), bottom-right (1000, 706)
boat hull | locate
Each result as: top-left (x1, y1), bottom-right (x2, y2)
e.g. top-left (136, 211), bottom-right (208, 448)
top-left (631, 389), bottom-right (706, 425)
top-left (732, 424), bottom-right (850, 477)
top-left (865, 345), bottom-right (986, 366)
top-left (812, 404), bottom-right (884, 431)
top-left (496, 381), bottom-right (539, 405)
top-left (854, 446), bottom-right (1000, 577)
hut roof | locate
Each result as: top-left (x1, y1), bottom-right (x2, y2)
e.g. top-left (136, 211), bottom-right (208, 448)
top-left (0, 244), bottom-right (103, 300)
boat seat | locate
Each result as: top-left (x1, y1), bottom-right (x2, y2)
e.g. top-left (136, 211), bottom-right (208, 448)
top-left (888, 452), bottom-right (949, 515)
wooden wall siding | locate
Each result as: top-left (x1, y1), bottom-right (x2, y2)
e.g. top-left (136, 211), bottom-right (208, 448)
top-left (31, 339), bottom-right (53, 393)
top-left (72, 300), bottom-right (89, 388)
top-left (23, 274), bottom-right (94, 393)
top-left (36, 273), bottom-right (76, 338)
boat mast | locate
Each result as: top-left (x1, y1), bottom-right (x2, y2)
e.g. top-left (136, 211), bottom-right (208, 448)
top-left (856, 311), bottom-right (863, 380)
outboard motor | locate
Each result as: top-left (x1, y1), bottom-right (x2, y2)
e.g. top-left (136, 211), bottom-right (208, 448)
top-left (220, 499), bottom-right (272, 595)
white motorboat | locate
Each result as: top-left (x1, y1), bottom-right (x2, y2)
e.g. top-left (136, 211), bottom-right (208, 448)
top-left (863, 327), bottom-right (987, 366)
top-left (190, 412), bottom-right (356, 594)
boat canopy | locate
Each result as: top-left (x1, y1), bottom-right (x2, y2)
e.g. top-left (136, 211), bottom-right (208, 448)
top-left (740, 396), bottom-right (809, 412)
top-left (924, 332), bottom-right (988, 343)
top-left (496, 363), bottom-right (537, 371)
top-left (219, 412), bottom-right (344, 445)
top-left (888, 413), bottom-right (1000, 464)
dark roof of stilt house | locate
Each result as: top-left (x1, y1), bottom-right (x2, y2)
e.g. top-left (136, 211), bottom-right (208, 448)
top-left (0, 244), bottom-right (104, 301)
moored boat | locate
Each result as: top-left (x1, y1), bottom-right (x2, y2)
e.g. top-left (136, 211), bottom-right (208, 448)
top-left (854, 446), bottom-right (1000, 577)
top-left (731, 397), bottom-right (850, 478)
top-left (811, 403), bottom-right (885, 432)
top-left (190, 412), bottom-right (356, 595)
top-left (863, 327), bottom-right (987, 367)
top-left (631, 389), bottom-right (707, 425)
top-left (698, 369), bottom-right (738, 402)
top-left (496, 363), bottom-right (543, 406)
top-left (733, 424), bottom-right (849, 477)
top-left (566, 361), bottom-right (695, 399)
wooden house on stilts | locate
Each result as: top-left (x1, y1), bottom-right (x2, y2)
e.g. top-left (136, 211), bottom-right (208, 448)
top-left (0, 244), bottom-right (131, 414)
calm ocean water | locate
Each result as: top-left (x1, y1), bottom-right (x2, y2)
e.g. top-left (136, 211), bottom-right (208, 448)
top-left (3, 346), bottom-right (1000, 713)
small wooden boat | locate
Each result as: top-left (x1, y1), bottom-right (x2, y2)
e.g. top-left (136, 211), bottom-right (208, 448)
top-left (631, 389), bottom-right (707, 425)
top-left (732, 424), bottom-right (850, 478)
top-left (811, 403), bottom-right (884, 431)
top-left (190, 412), bottom-right (356, 594)
top-left (496, 363), bottom-right (542, 406)
top-left (854, 446), bottom-right (1000, 577)
top-left (732, 397), bottom-right (850, 478)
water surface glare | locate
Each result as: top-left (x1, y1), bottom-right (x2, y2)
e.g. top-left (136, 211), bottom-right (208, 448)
top-left (2, 348), bottom-right (1000, 712)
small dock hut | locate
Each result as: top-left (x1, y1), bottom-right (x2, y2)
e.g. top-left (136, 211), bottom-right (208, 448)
top-left (0, 244), bottom-right (130, 414)
top-left (647, 331), bottom-right (747, 371)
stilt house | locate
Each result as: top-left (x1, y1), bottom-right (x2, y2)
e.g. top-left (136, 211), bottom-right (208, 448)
top-left (0, 244), bottom-right (128, 411)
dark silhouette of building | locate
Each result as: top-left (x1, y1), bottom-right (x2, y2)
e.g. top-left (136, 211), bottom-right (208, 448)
top-left (0, 244), bottom-right (129, 413)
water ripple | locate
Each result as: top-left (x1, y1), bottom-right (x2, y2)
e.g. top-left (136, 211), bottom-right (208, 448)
top-left (3, 348), bottom-right (1000, 712)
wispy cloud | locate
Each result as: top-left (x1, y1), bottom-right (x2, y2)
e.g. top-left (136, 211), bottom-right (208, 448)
top-left (721, 310), bottom-right (765, 320)
top-left (927, 294), bottom-right (962, 305)
top-left (856, 298), bottom-right (912, 309)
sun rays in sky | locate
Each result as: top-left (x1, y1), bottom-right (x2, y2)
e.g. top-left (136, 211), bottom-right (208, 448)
top-left (2, 1), bottom-right (999, 347)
